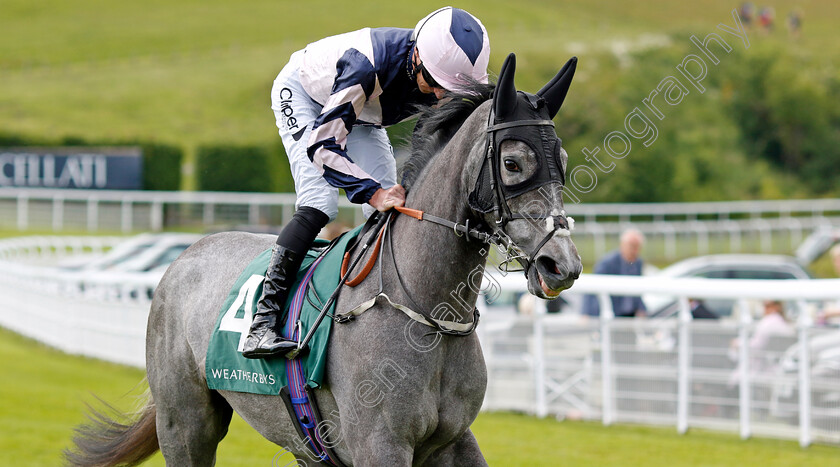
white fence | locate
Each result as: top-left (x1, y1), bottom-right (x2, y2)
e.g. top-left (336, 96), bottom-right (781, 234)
top-left (478, 274), bottom-right (840, 447)
top-left (0, 236), bottom-right (159, 367)
top-left (0, 188), bottom-right (363, 233)
top-left (1, 236), bottom-right (839, 446)
top-left (2, 188), bottom-right (840, 261)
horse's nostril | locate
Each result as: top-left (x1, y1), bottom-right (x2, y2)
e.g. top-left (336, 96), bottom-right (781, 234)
top-left (538, 257), bottom-right (563, 278)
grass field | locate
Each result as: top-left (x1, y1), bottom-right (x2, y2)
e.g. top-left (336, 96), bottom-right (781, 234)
top-left (2, 0), bottom-right (838, 148)
top-left (2, 326), bottom-right (838, 466)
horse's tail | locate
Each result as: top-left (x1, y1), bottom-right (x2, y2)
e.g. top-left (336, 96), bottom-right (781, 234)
top-left (64, 392), bottom-right (159, 467)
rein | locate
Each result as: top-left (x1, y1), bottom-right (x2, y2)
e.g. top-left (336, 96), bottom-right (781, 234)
top-left (335, 209), bottom-right (480, 336)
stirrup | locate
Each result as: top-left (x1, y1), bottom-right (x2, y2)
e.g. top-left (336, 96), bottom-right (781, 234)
top-left (284, 321), bottom-right (310, 360)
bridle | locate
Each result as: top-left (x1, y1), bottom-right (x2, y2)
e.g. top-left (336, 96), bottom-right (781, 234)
top-left (388, 101), bottom-right (573, 277)
top-left (475, 105), bottom-right (571, 275)
top-left (334, 97), bottom-right (574, 337)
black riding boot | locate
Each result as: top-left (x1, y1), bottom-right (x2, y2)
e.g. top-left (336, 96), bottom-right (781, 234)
top-left (241, 245), bottom-right (301, 358)
top-left (241, 206), bottom-right (330, 359)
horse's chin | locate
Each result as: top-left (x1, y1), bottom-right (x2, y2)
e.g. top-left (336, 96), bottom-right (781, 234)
top-left (527, 268), bottom-right (569, 299)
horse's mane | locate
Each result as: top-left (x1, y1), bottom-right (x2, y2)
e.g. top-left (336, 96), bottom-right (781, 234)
top-left (401, 82), bottom-right (495, 190)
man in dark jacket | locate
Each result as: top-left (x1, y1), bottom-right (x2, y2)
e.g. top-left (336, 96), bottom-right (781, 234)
top-left (583, 229), bottom-right (646, 317)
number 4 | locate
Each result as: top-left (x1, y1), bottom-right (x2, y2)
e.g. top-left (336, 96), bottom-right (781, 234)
top-left (219, 274), bottom-right (265, 352)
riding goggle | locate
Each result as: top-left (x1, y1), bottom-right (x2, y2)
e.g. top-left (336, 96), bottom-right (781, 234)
top-left (411, 48), bottom-right (442, 90)
top-left (418, 63), bottom-right (441, 89)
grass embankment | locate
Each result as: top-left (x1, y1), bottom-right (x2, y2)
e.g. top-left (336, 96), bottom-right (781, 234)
top-left (2, 0), bottom-right (836, 148)
top-left (1, 326), bottom-right (838, 466)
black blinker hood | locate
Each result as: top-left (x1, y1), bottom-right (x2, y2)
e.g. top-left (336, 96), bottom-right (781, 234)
top-left (469, 53), bottom-right (576, 216)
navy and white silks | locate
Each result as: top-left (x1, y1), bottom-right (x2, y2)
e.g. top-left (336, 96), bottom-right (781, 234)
top-left (271, 27), bottom-right (436, 221)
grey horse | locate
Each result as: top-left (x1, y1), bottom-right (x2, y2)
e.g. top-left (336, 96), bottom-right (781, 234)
top-left (66, 53), bottom-right (582, 466)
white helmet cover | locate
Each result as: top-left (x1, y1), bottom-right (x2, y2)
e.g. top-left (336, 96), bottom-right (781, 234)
top-left (412, 6), bottom-right (490, 92)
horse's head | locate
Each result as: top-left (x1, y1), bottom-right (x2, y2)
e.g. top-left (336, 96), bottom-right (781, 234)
top-left (469, 53), bottom-right (582, 299)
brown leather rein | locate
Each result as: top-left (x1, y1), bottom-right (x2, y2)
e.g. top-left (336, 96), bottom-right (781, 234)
top-left (339, 206), bottom-right (498, 288)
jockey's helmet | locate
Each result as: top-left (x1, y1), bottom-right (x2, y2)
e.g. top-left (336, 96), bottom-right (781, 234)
top-left (411, 7), bottom-right (490, 92)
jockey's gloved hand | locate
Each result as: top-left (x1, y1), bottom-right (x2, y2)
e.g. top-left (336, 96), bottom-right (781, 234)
top-left (369, 185), bottom-right (406, 212)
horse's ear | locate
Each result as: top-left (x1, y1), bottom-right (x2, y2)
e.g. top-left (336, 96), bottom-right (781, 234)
top-left (493, 53), bottom-right (517, 122)
top-left (537, 56), bottom-right (577, 119)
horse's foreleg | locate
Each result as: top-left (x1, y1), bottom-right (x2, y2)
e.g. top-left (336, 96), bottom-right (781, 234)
top-left (341, 428), bottom-right (414, 467)
top-left (418, 429), bottom-right (488, 467)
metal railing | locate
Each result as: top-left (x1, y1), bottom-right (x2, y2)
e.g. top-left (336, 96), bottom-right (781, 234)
top-left (1, 235), bottom-right (839, 446)
top-left (2, 188), bottom-right (839, 261)
top-left (0, 187), bottom-right (364, 233)
top-left (0, 236), bottom-right (159, 367)
top-left (478, 273), bottom-right (840, 447)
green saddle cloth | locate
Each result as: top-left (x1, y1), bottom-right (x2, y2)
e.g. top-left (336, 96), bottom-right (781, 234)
top-left (205, 225), bottom-right (363, 395)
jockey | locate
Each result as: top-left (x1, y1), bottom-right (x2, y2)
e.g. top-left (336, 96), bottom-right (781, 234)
top-left (243, 7), bottom-right (491, 358)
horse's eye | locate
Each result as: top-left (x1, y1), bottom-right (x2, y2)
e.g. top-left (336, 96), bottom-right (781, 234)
top-left (504, 159), bottom-right (521, 172)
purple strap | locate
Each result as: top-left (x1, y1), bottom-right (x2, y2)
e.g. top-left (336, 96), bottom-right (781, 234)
top-left (282, 256), bottom-right (340, 465)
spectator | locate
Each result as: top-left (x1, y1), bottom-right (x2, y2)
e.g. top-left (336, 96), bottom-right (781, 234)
top-left (739, 2), bottom-right (755, 29)
top-left (786, 9), bottom-right (802, 38)
top-left (728, 300), bottom-right (794, 387)
top-left (583, 229), bottom-right (646, 318)
top-left (758, 6), bottom-right (775, 32)
top-left (750, 300), bottom-right (794, 353)
top-left (689, 298), bottom-right (719, 320)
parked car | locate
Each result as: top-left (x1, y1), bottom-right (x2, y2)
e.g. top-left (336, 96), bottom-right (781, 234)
top-left (480, 270), bottom-right (580, 316)
top-left (795, 226), bottom-right (840, 265)
top-left (771, 330), bottom-right (840, 429)
top-left (645, 254), bottom-right (813, 320)
top-left (57, 233), bottom-right (204, 300)
top-left (63, 233), bottom-right (204, 273)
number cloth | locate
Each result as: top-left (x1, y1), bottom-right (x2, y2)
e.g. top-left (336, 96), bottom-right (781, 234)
top-left (206, 225), bottom-right (363, 394)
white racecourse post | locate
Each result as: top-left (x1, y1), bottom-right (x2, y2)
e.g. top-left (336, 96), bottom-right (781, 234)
top-left (121, 199), bottom-right (133, 233)
top-left (53, 196), bottom-right (64, 231)
top-left (738, 299), bottom-right (752, 440)
top-left (17, 194), bottom-right (28, 230)
top-left (797, 300), bottom-right (812, 447)
top-left (599, 293), bottom-right (615, 426)
top-left (151, 200), bottom-right (163, 231)
top-left (677, 296), bottom-right (692, 434)
top-left (533, 298), bottom-right (548, 418)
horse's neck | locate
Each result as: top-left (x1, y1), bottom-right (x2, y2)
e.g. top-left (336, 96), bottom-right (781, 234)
top-left (388, 129), bottom-right (486, 323)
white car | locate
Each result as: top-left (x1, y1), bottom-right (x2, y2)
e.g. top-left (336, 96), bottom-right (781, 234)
top-left (66, 233), bottom-right (204, 273)
top-left (57, 233), bottom-right (204, 301)
top-left (645, 254), bottom-right (813, 319)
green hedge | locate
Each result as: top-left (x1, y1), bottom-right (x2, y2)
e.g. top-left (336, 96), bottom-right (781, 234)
top-left (196, 144), bottom-right (272, 192)
top-left (195, 142), bottom-right (295, 193)
top-left (140, 144), bottom-right (183, 191)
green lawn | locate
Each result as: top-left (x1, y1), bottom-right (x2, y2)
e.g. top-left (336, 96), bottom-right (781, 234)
top-left (1, 326), bottom-right (838, 466)
top-left (2, 0), bottom-right (837, 148)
